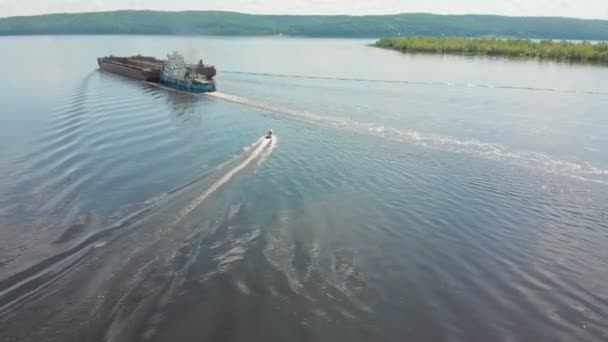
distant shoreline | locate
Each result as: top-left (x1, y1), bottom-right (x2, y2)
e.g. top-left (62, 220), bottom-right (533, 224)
top-left (2, 10), bottom-right (608, 40)
top-left (373, 36), bottom-right (608, 65)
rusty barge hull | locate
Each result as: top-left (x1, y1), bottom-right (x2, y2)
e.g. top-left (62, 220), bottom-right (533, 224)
top-left (97, 56), bottom-right (163, 81)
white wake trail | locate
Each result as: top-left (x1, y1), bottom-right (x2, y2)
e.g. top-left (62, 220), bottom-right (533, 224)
top-left (174, 136), bottom-right (273, 223)
top-left (258, 135), bottom-right (278, 167)
top-left (207, 91), bottom-right (608, 186)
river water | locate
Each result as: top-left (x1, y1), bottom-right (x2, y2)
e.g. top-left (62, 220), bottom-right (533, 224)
top-left (0, 35), bottom-right (607, 342)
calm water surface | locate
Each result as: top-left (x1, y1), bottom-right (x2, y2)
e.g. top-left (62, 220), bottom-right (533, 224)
top-left (0, 36), bottom-right (607, 342)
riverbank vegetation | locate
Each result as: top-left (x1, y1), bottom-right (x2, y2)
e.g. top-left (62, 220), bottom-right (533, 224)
top-left (374, 37), bottom-right (608, 65)
top-left (2, 11), bottom-right (608, 40)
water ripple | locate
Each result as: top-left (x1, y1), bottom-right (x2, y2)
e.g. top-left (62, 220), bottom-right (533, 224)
top-left (208, 91), bottom-right (608, 186)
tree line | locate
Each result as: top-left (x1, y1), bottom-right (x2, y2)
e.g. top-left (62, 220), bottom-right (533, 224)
top-left (2, 11), bottom-right (608, 40)
top-left (374, 36), bottom-right (608, 64)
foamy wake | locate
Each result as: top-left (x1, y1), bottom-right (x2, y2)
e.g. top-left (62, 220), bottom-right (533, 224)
top-left (258, 135), bottom-right (278, 167)
top-left (208, 92), bottom-right (608, 185)
top-left (174, 136), bottom-right (273, 223)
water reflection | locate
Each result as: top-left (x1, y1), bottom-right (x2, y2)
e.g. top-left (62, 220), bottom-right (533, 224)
top-left (136, 81), bottom-right (204, 127)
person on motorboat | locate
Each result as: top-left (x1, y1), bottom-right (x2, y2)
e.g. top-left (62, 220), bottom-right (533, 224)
top-left (265, 129), bottom-right (273, 139)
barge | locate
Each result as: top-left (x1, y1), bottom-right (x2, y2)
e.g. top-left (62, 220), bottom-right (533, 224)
top-left (97, 55), bottom-right (163, 81)
top-left (97, 52), bottom-right (216, 93)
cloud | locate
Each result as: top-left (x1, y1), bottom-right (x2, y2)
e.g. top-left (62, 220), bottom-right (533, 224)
top-left (1, 0), bottom-right (607, 19)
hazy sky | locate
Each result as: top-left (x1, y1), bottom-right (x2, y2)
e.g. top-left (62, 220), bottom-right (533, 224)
top-left (1, 0), bottom-right (608, 20)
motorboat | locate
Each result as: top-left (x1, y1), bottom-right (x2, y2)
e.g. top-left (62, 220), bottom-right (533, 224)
top-left (265, 129), bottom-right (273, 139)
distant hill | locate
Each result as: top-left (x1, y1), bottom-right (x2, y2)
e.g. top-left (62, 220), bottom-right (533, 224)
top-left (1, 11), bottom-right (608, 40)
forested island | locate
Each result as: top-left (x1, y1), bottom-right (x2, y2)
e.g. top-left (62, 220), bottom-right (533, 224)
top-left (2, 11), bottom-right (608, 40)
top-left (374, 37), bottom-right (608, 65)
